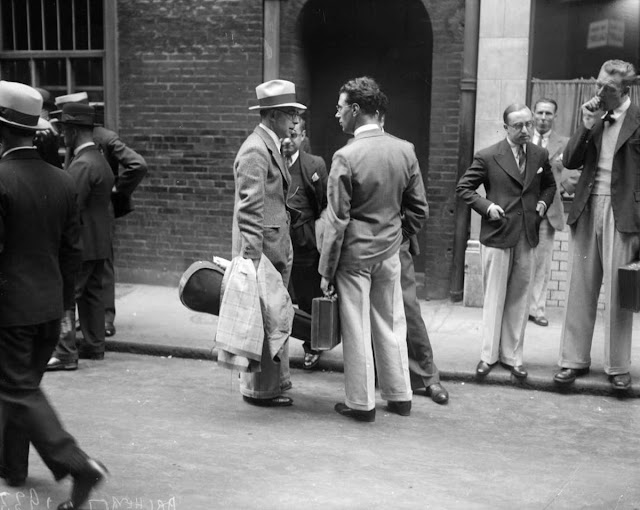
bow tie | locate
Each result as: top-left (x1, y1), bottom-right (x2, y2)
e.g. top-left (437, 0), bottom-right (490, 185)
top-left (603, 110), bottom-right (616, 125)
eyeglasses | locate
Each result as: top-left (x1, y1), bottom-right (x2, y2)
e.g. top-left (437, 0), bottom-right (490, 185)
top-left (277, 109), bottom-right (301, 121)
top-left (508, 121), bottom-right (533, 130)
top-left (336, 103), bottom-right (352, 113)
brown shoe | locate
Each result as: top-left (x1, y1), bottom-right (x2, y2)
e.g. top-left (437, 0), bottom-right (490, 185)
top-left (426, 383), bottom-right (449, 405)
top-left (610, 373), bottom-right (631, 391)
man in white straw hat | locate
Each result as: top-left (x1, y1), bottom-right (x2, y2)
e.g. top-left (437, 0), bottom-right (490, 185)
top-left (0, 80), bottom-right (107, 509)
top-left (232, 79), bottom-right (306, 407)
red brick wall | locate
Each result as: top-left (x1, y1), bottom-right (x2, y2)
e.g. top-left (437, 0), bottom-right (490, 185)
top-left (114, 0), bottom-right (465, 298)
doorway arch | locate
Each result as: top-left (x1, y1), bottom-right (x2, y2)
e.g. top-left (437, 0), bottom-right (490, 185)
top-left (299, 0), bottom-right (433, 270)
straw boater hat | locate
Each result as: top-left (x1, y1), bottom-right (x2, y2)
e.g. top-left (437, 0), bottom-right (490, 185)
top-left (248, 79), bottom-right (307, 111)
top-left (50, 91), bottom-right (89, 117)
top-left (0, 81), bottom-right (49, 131)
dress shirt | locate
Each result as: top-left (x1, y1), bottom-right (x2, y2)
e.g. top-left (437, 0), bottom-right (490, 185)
top-left (354, 123), bottom-right (381, 137)
top-left (533, 130), bottom-right (550, 148)
top-left (73, 141), bottom-right (95, 156)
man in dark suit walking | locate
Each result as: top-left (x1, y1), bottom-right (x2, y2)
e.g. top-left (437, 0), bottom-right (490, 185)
top-left (457, 104), bottom-right (556, 379)
top-left (233, 80), bottom-right (306, 407)
top-left (555, 60), bottom-right (640, 391)
top-left (0, 80), bottom-right (107, 509)
top-left (282, 119), bottom-right (328, 370)
top-left (48, 103), bottom-right (114, 369)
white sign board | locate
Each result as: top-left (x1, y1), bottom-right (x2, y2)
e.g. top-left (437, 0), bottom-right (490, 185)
top-left (587, 19), bottom-right (625, 49)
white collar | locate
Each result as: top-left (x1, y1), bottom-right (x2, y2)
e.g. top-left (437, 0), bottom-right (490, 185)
top-left (289, 150), bottom-right (300, 165)
top-left (506, 137), bottom-right (526, 153)
top-left (534, 130), bottom-right (551, 141)
top-left (354, 124), bottom-right (381, 137)
top-left (259, 123), bottom-right (282, 152)
top-left (74, 141), bottom-right (95, 156)
top-left (1, 146), bottom-right (36, 158)
top-left (603, 96), bottom-right (631, 121)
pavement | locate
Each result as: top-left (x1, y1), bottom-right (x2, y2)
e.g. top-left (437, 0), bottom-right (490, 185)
top-left (107, 283), bottom-right (640, 398)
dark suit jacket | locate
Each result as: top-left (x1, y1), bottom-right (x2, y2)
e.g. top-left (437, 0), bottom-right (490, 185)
top-left (231, 125), bottom-right (292, 280)
top-left (67, 145), bottom-right (115, 261)
top-left (289, 150), bottom-right (328, 252)
top-left (563, 102), bottom-right (640, 233)
top-left (456, 138), bottom-right (557, 249)
top-left (0, 149), bottom-right (81, 326)
top-left (543, 130), bottom-right (570, 231)
top-left (93, 126), bottom-right (148, 218)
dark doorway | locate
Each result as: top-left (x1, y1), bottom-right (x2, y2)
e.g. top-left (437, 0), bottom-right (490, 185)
top-left (299, 0), bottom-right (433, 269)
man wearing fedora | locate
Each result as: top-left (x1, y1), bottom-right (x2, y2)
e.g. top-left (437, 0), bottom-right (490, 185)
top-left (52, 92), bottom-right (148, 340)
top-left (233, 79), bottom-right (305, 407)
top-left (48, 103), bottom-right (114, 370)
top-left (0, 80), bottom-right (107, 508)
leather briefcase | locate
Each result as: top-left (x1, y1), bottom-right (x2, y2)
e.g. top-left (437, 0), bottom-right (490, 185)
top-left (619, 260), bottom-right (640, 312)
top-left (311, 295), bottom-right (341, 351)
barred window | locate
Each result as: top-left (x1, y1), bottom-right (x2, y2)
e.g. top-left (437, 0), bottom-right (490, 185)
top-left (0, 0), bottom-right (118, 128)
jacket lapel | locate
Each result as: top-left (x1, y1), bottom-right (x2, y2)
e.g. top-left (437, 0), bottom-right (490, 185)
top-left (615, 103), bottom-right (640, 154)
top-left (523, 142), bottom-right (539, 189)
top-left (254, 126), bottom-right (290, 189)
top-left (494, 139), bottom-right (523, 185)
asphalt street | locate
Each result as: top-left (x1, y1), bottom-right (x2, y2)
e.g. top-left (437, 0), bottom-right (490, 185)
top-left (2, 353), bottom-right (639, 510)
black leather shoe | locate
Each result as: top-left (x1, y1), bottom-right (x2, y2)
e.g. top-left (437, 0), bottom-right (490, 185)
top-left (243, 395), bottom-right (293, 407)
top-left (528, 314), bottom-right (549, 327)
top-left (46, 357), bottom-right (78, 371)
top-left (425, 383), bottom-right (449, 405)
top-left (386, 400), bottom-right (411, 416)
top-left (334, 403), bottom-right (375, 422)
top-left (610, 373), bottom-right (631, 391)
top-left (57, 458), bottom-right (108, 510)
top-left (554, 367), bottom-right (589, 385)
top-left (476, 360), bottom-right (493, 377)
top-left (105, 323), bottom-right (116, 337)
top-left (500, 362), bottom-right (528, 379)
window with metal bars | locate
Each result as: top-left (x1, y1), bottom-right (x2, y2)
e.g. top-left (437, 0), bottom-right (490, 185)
top-left (0, 0), bottom-right (117, 128)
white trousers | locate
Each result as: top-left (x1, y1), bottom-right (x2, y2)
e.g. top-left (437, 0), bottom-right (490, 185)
top-left (481, 231), bottom-right (535, 366)
top-left (335, 253), bottom-right (412, 411)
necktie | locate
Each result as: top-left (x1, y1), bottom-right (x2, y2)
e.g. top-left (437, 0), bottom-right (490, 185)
top-left (517, 145), bottom-right (526, 174)
top-left (603, 110), bottom-right (615, 125)
top-left (536, 135), bottom-right (544, 147)
top-left (285, 155), bottom-right (292, 170)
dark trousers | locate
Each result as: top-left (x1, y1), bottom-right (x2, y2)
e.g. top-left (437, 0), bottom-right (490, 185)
top-left (399, 241), bottom-right (440, 389)
top-left (290, 249), bottom-right (323, 353)
top-left (55, 259), bottom-right (106, 361)
top-left (0, 320), bottom-right (89, 480)
top-left (103, 245), bottom-right (116, 326)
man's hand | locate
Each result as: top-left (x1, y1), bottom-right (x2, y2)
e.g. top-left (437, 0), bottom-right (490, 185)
top-left (487, 203), bottom-right (505, 221)
top-left (536, 201), bottom-right (547, 217)
top-left (321, 276), bottom-right (335, 297)
top-left (581, 96), bottom-right (600, 129)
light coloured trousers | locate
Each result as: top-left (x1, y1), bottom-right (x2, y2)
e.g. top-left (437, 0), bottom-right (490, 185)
top-left (481, 231), bottom-right (535, 366)
top-left (560, 195), bottom-right (639, 375)
top-left (335, 253), bottom-right (412, 411)
top-left (529, 218), bottom-right (555, 319)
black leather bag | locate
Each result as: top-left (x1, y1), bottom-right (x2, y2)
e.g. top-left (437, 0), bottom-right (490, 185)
top-left (311, 295), bottom-right (341, 351)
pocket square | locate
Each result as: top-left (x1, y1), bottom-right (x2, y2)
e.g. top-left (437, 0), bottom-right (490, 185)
top-left (536, 167), bottom-right (543, 174)
top-left (311, 172), bottom-right (319, 182)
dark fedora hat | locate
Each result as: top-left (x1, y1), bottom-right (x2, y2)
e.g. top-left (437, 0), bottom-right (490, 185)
top-left (58, 102), bottom-right (95, 126)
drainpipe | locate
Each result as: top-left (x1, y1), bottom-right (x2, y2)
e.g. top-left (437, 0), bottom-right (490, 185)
top-left (263, 0), bottom-right (281, 80)
top-left (449, 0), bottom-right (480, 302)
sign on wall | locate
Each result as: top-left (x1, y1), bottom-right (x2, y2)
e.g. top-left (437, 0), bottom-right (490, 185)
top-left (587, 19), bottom-right (625, 49)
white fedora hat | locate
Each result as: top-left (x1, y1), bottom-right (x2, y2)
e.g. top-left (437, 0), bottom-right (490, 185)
top-left (0, 81), bottom-right (49, 131)
top-left (50, 91), bottom-right (89, 116)
top-left (248, 79), bottom-right (307, 111)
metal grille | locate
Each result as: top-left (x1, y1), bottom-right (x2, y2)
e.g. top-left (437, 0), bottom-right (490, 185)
top-left (0, 0), bottom-right (105, 101)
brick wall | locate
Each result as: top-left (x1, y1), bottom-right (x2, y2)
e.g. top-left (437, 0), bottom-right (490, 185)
top-left (113, 0), bottom-right (465, 294)
top-left (416, 0), bottom-right (465, 298)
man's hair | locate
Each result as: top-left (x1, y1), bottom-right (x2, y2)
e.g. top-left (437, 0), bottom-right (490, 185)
top-left (601, 60), bottom-right (637, 91)
top-left (533, 98), bottom-right (558, 113)
top-left (339, 76), bottom-right (383, 116)
top-left (503, 103), bottom-right (530, 124)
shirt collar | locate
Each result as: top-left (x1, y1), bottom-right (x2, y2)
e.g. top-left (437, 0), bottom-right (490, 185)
top-left (506, 137), bottom-right (526, 153)
top-left (74, 141), bottom-right (95, 156)
top-left (354, 123), bottom-right (381, 137)
top-left (603, 96), bottom-right (631, 121)
top-left (289, 150), bottom-right (300, 165)
top-left (259, 123), bottom-right (282, 152)
top-left (1, 146), bottom-right (36, 158)
top-left (534, 130), bottom-right (551, 141)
